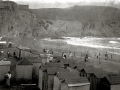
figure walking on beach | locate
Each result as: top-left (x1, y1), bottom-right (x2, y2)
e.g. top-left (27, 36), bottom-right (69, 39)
top-left (7, 50), bottom-right (10, 58)
top-left (105, 52), bottom-right (108, 60)
top-left (69, 52), bottom-right (73, 59)
top-left (6, 71), bottom-right (11, 87)
top-left (62, 52), bottom-right (66, 59)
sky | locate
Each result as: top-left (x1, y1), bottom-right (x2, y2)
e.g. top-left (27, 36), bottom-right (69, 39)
top-left (3, 0), bottom-right (120, 9)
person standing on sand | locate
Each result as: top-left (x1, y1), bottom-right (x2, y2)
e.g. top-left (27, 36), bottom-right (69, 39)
top-left (6, 71), bottom-right (11, 87)
top-left (7, 51), bottom-right (10, 58)
top-left (105, 52), bottom-right (108, 60)
top-left (62, 52), bottom-right (66, 59)
top-left (69, 52), bottom-right (73, 59)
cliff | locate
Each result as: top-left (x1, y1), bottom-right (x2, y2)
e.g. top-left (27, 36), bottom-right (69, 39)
top-left (0, 1), bottom-right (36, 38)
top-left (1, 2), bottom-right (120, 38)
top-left (31, 6), bottom-right (120, 37)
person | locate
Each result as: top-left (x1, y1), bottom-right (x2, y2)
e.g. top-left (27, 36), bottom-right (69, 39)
top-left (105, 52), bottom-right (108, 60)
top-left (43, 48), bottom-right (46, 53)
top-left (69, 52), bottom-right (73, 58)
top-left (6, 71), bottom-right (11, 87)
top-left (84, 57), bottom-right (87, 62)
top-left (7, 51), bottom-right (10, 58)
top-left (62, 52), bottom-right (64, 57)
top-left (0, 50), bottom-right (3, 55)
top-left (63, 52), bottom-right (66, 59)
top-left (62, 52), bottom-right (66, 59)
top-left (97, 56), bottom-right (98, 59)
top-left (13, 51), bottom-right (16, 57)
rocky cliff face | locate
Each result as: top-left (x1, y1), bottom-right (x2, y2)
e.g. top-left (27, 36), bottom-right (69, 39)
top-left (33, 19), bottom-right (120, 38)
top-left (1, 2), bottom-right (120, 38)
top-left (32, 6), bottom-right (120, 38)
top-left (0, 1), bottom-right (36, 38)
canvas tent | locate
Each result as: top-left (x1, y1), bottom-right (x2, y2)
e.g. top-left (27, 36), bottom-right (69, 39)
top-left (16, 58), bottom-right (33, 80)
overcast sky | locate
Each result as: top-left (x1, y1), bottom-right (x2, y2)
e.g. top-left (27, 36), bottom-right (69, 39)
top-left (4, 0), bottom-right (120, 9)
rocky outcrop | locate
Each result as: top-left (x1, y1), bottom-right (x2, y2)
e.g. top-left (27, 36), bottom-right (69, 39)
top-left (31, 5), bottom-right (120, 38)
top-left (0, 1), bottom-right (36, 38)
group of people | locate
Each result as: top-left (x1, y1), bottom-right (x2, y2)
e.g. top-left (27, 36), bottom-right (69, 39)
top-left (62, 52), bottom-right (74, 59)
top-left (43, 48), bottom-right (53, 54)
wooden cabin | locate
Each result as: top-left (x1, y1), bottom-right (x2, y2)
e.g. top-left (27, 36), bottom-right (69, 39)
top-left (100, 74), bottom-right (120, 90)
top-left (16, 58), bottom-right (33, 80)
top-left (54, 72), bottom-right (90, 90)
top-left (0, 60), bottom-right (11, 82)
top-left (61, 77), bottom-right (90, 90)
top-left (53, 72), bottom-right (80, 90)
top-left (47, 68), bottom-right (70, 90)
top-left (16, 46), bottom-right (31, 59)
top-left (26, 57), bottom-right (42, 78)
top-left (38, 63), bottom-right (61, 90)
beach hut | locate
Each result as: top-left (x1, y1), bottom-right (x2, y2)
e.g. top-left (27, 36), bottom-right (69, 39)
top-left (16, 58), bottom-right (33, 80)
top-left (100, 74), bottom-right (120, 90)
top-left (16, 46), bottom-right (30, 59)
top-left (54, 72), bottom-right (90, 90)
top-left (61, 77), bottom-right (90, 90)
top-left (47, 68), bottom-right (70, 90)
top-left (0, 60), bottom-right (11, 82)
top-left (38, 63), bottom-right (61, 90)
top-left (89, 69), bottom-right (110, 90)
top-left (26, 57), bottom-right (42, 78)
top-left (80, 66), bottom-right (95, 78)
top-left (53, 72), bottom-right (80, 90)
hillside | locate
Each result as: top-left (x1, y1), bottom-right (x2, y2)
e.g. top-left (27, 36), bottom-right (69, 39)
top-left (32, 6), bottom-right (120, 22)
top-left (0, 1), bottom-right (36, 38)
top-left (31, 6), bottom-right (120, 37)
top-left (1, 2), bottom-right (120, 38)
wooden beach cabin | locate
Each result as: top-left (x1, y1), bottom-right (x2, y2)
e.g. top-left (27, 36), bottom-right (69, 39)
top-left (0, 60), bottom-right (11, 82)
top-left (100, 74), bottom-right (120, 90)
top-left (38, 63), bottom-right (61, 90)
top-left (26, 57), bottom-right (42, 78)
top-left (54, 72), bottom-right (90, 90)
top-left (53, 72), bottom-right (80, 90)
top-left (16, 58), bottom-right (33, 80)
top-left (47, 68), bottom-right (70, 90)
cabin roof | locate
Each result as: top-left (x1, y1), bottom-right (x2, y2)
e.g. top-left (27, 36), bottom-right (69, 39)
top-left (94, 71), bottom-right (114, 78)
top-left (16, 46), bottom-right (30, 50)
top-left (17, 58), bottom-right (33, 65)
top-left (57, 72), bottom-right (80, 80)
top-left (106, 74), bottom-right (120, 85)
top-left (26, 57), bottom-right (42, 63)
top-left (82, 66), bottom-right (95, 73)
top-left (75, 63), bottom-right (87, 70)
top-left (40, 63), bottom-right (61, 70)
top-left (0, 61), bottom-right (11, 65)
top-left (47, 68), bottom-right (69, 75)
top-left (65, 77), bottom-right (89, 84)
